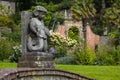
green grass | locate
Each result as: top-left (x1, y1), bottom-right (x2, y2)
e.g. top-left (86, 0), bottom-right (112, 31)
top-left (0, 62), bottom-right (17, 68)
top-left (56, 65), bottom-right (120, 80)
top-left (0, 62), bottom-right (120, 80)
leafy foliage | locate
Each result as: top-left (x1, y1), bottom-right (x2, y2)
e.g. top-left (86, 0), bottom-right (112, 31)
top-left (108, 28), bottom-right (120, 46)
top-left (103, 6), bottom-right (120, 26)
top-left (9, 45), bottom-right (22, 62)
top-left (75, 47), bottom-right (96, 65)
top-left (68, 27), bottom-right (79, 42)
top-left (53, 46), bottom-right (67, 59)
top-left (0, 39), bottom-right (13, 61)
top-left (95, 45), bottom-right (120, 65)
top-left (71, 0), bottom-right (96, 20)
top-left (9, 13), bottom-right (21, 25)
top-left (58, 0), bottom-right (72, 10)
top-left (0, 15), bottom-right (16, 32)
top-left (3, 32), bottom-right (21, 43)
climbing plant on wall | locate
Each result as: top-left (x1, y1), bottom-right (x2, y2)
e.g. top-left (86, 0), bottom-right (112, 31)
top-left (68, 27), bottom-right (79, 42)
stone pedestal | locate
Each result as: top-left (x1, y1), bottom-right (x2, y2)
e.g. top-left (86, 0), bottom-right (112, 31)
top-left (18, 52), bottom-right (54, 68)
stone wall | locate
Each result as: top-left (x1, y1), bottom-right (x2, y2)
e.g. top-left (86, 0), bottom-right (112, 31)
top-left (0, 68), bottom-right (95, 80)
top-left (55, 20), bottom-right (83, 39)
top-left (0, 1), bottom-right (15, 14)
top-left (55, 20), bottom-right (100, 50)
top-left (86, 24), bottom-right (100, 50)
top-left (100, 36), bottom-right (112, 46)
top-left (55, 25), bottom-right (66, 37)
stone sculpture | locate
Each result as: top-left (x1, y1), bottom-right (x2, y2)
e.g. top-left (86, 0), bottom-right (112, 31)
top-left (18, 6), bottom-right (54, 68)
top-left (27, 6), bottom-right (50, 52)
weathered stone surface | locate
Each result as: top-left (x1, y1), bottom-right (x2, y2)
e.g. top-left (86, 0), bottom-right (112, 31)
top-left (0, 68), bottom-right (95, 80)
top-left (21, 11), bottom-right (32, 55)
top-left (18, 53), bottom-right (54, 68)
top-left (20, 6), bottom-right (54, 69)
top-left (100, 36), bottom-right (111, 46)
top-left (86, 24), bottom-right (100, 50)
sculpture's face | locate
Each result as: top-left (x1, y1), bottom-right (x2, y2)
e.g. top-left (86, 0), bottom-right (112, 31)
top-left (38, 11), bottom-right (46, 20)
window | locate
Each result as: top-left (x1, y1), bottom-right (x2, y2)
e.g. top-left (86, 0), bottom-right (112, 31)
top-left (8, 6), bottom-right (10, 9)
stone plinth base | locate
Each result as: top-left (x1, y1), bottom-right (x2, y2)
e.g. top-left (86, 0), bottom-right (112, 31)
top-left (18, 52), bottom-right (54, 68)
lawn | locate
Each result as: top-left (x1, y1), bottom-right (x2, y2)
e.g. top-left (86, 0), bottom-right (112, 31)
top-left (0, 62), bottom-right (17, 68)
top-left (0, 62), bottom-right (120, 80)
top-left (56, 65), bottom-right (120, 80)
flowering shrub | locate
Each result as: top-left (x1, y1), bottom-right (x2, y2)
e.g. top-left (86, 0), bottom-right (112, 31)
top-left (9, 45), bottom-right (22, 62)
top-left (49, 30), bottom-right (79, 60)
top-left (49, 30), bottom-right (78, 47)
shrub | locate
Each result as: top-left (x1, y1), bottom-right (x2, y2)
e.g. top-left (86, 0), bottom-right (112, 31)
top-left (53, 46), bottom-right (67, 59)
top-left (75, 47), bottom-right (96, 65)
top-left (9, 13), bottom-right (21, 25)
top-left (49, 30), bottom-right (79, 59)
top-left (3, 32), bottom-right (21, 43)
top-left (108, 29), bottom-right (120, 46)
top-left (0, 15), bottom-right (16, 32)
top-left (9, 45), bottom-right (22, 63)
top-left (55, 56), bottom-right (76, 64)
top-left (115, 46), bottom-right (120, 65)
top-left (0, 39), bottom-right (13, 61)
top-left (96, 45), bottom-right (120, 65)
top-left (49, 30), bottom-right (78, 47)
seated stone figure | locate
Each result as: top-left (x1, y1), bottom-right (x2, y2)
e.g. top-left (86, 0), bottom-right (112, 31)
top-left (27, 6), bottom-right (50, 52)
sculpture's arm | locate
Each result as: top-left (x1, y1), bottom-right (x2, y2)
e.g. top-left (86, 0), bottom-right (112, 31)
top-left (30, 18), bottom-right (37, 34)
top-left (44, 27), bottom-right (50, 37)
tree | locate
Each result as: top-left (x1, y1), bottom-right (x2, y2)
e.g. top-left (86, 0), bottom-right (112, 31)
top-left (103, 0), bottom-right (120, 46)
top-left (71, 0), bottom-right (96, 25)
top-left (103, 1), bottom-right (120, 26)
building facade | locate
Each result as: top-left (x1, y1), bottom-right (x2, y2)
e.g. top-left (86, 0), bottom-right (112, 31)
top-left (0, 0), bottom-right (15, 14)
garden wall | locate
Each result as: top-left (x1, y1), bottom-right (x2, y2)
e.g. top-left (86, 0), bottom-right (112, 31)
top-left (86, 24), bottom-right (100, 50)
top-left (55, 21), bottom-right (100, 50)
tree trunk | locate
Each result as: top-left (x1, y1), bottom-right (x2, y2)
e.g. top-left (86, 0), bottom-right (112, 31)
top-left (101, 0), bottom-right (105, 13)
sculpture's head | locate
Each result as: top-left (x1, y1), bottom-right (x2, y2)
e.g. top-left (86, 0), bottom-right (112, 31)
top-left (33, 6), bottom-right (47, 19)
